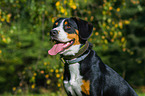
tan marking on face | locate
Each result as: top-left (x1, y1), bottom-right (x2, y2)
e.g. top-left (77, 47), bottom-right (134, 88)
top-left (67, 30), bottom-right (80, 45)
top-left (81, 80), bottom-right (90, 95)
top-left (65, 21), bottom-right (68, 25)
top-left (55, 22), bottom-right (58, 26)
top-left (75, 29), bottom-right (79, 34)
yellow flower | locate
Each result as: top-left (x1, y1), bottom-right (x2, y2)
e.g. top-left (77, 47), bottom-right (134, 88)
top-left (118, 31), bottom-right (122, 36)
top-left (17, 89), bottom-right (22, 93)
top-left (112, 21), bottom-right (115, 25)
top-left (103, 23), bottom-right (106, 27)
top-left (84, 17), bottom-right (88, 21)
top-left (32, 76), bottom-right (35, 80)
top-left (31, 84), bottom-right (35, 89)
top-left (33, 73), bottom-right (37, 76)
top-left (50, 69), bottom-right (54, 72)
top-left (124, 20), bottom-right (130, 24)
top-left (55, 69), bottom-right (59, 73)
top-left (64, 0), bottom-right (67, 4)
top-left (61, 76), bottom-right (63, 80)
top-left (95, 32), bottom-right (99, 36)
top-left (90, 16), bottom-right (94, 21)
top-left (57, 83), bottom-right (61, 87)
top-left (61, 7), bottom-right (65, 13)
top-left (104, 39), bottom-right (108, 44)
top-left (0, 50), bottom-right (2, 54)
top-left (55, 1), bottom-right (60, 7)
top-left (1, 18), bottom-right (5, 22)
top-left (56, 74), bottom-right (60, 78)
top-left (6, 19), bottom-right (10, 23)
top-left (119, 21), bottom-right (123, 29)
top-left (115, 24), bottom-right (118, 28)
top-left (109, 6), bottom-right (113, 10)
top-left (40, 70), bottom-right (44, 74)
top-left (45, 74), bottom-right (49, 78)
top-left (107, 18), bottom-right (111, 23)
top-left (104, 31), bottom-right (107, 35)
top-left (111, 39), bottom-right (114, 42)
top-left (102, 11), bottom-right (106, 15)
top-left (102, 36), bottom-right (105, 39)
top-left (121, 37), bottom-right (125, 42)
top-left (2, 38), bottom-right (6, 43)
top-left (47, 79), bottom-right (51, 84)
top-left (71, 4), bottom-right (77, 10)
top-left (52, 18), bottom-right (55, 23)
top-left (12, 87), bottom-right (16, 91)
top-left (116, 8), bottom-right (120, 12)
top-left (93, 27), bottom-right (96, 31)
top-left (114, 32), bottom-right (117, 38)
top-left (106, 26), bottom-right (110, 29)
top-left (110, 32), bottom-right (113, 35)
top-left (44, 62), bottom-right (47, 65)
top-left (65, 12), bottom-right (68, 16)
top-left (7, 14), bottom-right (12, 18)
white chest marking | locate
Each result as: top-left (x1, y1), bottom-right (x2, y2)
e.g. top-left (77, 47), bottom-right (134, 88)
top-left (64, 63), bottom-right (83, 96)
top-left (60, 44), bottom-right (81, 56)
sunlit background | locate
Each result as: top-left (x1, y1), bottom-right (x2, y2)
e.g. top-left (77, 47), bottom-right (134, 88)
top-left (0, 0), bottom-right (145, 95)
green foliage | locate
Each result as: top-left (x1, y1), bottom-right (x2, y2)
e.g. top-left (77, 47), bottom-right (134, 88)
top-left (0, 0), bottom-right (145, 95)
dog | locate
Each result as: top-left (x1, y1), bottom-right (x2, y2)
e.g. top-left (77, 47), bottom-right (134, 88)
top-left (48, 17), bottom-right (138, 96)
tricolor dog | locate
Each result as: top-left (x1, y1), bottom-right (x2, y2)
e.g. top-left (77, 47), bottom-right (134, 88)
top-left (48, 17), bottom-right (138, 96)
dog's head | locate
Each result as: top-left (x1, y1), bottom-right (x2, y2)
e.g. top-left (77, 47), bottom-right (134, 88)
top-left (48, 17), bottom-right (93, 56)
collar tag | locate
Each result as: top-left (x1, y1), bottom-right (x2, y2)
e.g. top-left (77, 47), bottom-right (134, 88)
top-left (61, 58), bottom-right (66, 64)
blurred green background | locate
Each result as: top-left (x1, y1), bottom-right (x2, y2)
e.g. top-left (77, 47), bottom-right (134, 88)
top-left (0, 0), bottom-right (145, 95)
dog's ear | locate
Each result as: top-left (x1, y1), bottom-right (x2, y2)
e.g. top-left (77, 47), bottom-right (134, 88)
top-left (71, 17), bottom-right (93, 41)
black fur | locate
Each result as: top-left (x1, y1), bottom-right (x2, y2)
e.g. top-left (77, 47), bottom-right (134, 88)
top-left (81, 48), bottom-right (137, 96)
top-left (63, 42), bottom-right (138, 96)
top-left (51, 17), bottom-right (138, 96)
top-left (71, 17), bottom-right (93, 41)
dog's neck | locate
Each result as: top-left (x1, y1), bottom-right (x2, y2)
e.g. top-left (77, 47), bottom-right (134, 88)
top-left (61, 41), bottom-right (89, 64)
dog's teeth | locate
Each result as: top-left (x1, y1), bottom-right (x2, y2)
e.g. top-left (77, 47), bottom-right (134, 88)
top-left (64, 42), bottom-right (70, 48)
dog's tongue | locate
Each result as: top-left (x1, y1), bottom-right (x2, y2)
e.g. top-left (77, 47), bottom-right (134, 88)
top-left (48, 41), bottom-right (73, 55)
top-left (48, 43), bottom-right (65, 55)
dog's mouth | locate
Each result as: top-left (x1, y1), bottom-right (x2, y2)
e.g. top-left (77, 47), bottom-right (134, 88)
top-left (48, 39), bottom-right (75, 55)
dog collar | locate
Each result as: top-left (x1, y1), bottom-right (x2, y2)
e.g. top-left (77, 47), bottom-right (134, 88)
top-left (61, 41), bottom-right (90, 64)
top-left (61, 50), bottom-right (90, 64)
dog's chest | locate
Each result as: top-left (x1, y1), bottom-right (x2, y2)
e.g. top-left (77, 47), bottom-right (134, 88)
top-left (63, 63), bottom-right (83, 96)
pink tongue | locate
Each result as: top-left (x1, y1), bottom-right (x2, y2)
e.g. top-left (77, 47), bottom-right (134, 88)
top-left (48, 43), bottom-right (65, 55)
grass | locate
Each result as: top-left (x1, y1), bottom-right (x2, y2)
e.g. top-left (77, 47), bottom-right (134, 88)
top-left (1, 91), bottom-right (145, 96)
top-left (1, 89), bottom-right (67, 96)
top-left (1, 88), bottom-right (145, 96)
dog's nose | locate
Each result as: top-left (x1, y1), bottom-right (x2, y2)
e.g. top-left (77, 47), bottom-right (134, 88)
top-left (50, 30), bottom-right (58, 36)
